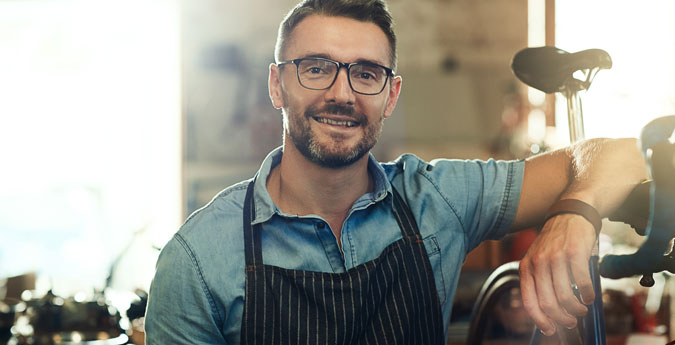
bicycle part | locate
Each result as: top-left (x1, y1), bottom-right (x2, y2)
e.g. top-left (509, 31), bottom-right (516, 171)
top-left (564, 87), bottom-right (586, 143)
top-left (584, 256), bottom-right (606, 345)
top-left (509, 45), bottom-right (613, 345)
top-left (466, 262), bottom-right (524, 344)
top-left (468, 261), bottom-right (606, 345)
top-left (511, 47), bottom-right (612, 94)
top-left (513, 46), bottom-right (611, 144)
top-left (600, 115), bottom-right (675, 279)
top-left (640, 274), bottom-right (655, 287)
top-left (607, 180), bottom-right (651, 236)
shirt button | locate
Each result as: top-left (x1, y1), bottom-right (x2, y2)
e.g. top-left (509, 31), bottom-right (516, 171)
top-left (316, 222), bottom-right (325, 229)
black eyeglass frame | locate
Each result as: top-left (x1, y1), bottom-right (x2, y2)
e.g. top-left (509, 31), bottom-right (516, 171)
top-left (277, 57), bottom-right (395, 96)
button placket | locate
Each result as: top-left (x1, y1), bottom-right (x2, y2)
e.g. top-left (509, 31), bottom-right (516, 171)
top-left (314, 220), bottom-right (346, 272)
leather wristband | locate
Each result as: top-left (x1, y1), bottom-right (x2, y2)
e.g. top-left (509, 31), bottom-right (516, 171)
top-left (545, 199), bottom-right (602, 235)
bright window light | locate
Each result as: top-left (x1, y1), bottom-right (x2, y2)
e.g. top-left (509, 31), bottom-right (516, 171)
top-left (527, 0), bottom-right (547, 107)
top-left (0, 0), bottom-right (181, 296)
top-left (555, 1), bottom-right (675, 141)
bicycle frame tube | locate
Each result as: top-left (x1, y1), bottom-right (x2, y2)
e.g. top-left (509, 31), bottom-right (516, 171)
top-left (583, 256), bottom-right (606, 345)
top-left (551, 80), bottom-right (606, 345)
top-left (567, 86), bottom-right (606, 345)
top-left (564, 88), bottom-right (586, 143)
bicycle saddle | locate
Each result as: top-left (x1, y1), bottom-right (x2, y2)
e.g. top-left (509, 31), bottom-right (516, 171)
top-left (511, 46), bottom-right (612, 94)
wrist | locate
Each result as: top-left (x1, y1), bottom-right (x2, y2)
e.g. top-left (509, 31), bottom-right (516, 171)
top-left (545, 199), bottom-right (603, 235)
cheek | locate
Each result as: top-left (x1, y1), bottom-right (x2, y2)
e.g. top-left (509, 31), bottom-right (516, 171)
top-left (361, 97), bottom-right (389, 117)
top-left (282, 87), bottom-right (318, 112)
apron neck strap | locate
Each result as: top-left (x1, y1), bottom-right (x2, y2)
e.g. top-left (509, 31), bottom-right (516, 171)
top-left (243, 180), bottom-right (263, 269)
top-left (242, 180), bottom-right (422, 268)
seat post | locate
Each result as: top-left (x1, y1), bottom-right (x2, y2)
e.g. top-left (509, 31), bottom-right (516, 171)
top-left (563, 85), bottom-right (586, 143)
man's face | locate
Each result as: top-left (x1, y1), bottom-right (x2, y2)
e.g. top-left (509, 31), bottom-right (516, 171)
top-left (269, 14), bottom-right (402, 168)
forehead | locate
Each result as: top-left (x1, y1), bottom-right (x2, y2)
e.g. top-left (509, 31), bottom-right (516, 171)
top-left (285, 14), bottom-right (391, 66)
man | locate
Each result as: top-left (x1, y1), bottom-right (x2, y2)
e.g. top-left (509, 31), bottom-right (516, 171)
top-left (145, 0), bottom-right (647, 344)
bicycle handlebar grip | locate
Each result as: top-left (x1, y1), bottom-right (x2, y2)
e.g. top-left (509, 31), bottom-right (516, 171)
top-left (600, 115), bottom-right (675, 281)
top-left (599, 254), bottom-right (645, 279)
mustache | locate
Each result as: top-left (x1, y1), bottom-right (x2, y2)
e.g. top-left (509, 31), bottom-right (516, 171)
top-left (320, 103), bottom-right (355, 116)
top-left (305, 104), bottom-right (367, 123)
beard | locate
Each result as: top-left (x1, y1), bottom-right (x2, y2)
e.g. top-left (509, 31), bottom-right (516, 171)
top-left (285, 102), bottom-right (384, 169)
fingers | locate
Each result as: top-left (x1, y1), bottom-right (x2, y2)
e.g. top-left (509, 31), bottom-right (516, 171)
top-left (569, 239), bottom-right (595, 305)
top-left (568, 248), bottom-right (595, 305)
top-left (519, 261), bottom-right (556, 336)
top-left (519, 214), bottom-right (598, 335)
top-left (520, 260), bottom-right (578, 335)
top-left (531, 256), bottom-right (577, 329)
top-left (551, 255), bottom-right (587, 318)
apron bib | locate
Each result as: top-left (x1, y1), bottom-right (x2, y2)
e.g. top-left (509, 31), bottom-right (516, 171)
top-left (240, 181), bottom-right (444, 345)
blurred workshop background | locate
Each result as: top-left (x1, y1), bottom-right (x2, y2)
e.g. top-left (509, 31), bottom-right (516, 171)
top-left (1, 0), bottom-right (674, 344)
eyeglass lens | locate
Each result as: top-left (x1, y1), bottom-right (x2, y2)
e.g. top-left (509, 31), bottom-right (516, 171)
top-left (297, 59), bottom-right (387, 94)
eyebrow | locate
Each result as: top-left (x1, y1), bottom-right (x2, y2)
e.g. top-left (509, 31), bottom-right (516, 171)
top-left (299, 53), bottom-right (388, 68)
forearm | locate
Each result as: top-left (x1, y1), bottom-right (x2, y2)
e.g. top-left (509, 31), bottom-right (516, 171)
top-left (513, 137), bottom-right (648, 230)
top-left (560, 137), bottom-right (648, 217)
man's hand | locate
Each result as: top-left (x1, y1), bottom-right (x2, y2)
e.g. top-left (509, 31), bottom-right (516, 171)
top-left (518, 213), bottom-right (598, 336)
top-left (512, 138), bottom-right (647, 336)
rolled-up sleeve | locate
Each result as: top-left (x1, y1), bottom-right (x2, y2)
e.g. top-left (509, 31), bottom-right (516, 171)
top-left (423, 157), bottom-right (525, 251)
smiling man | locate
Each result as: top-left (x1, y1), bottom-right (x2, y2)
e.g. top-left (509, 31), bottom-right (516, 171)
top-left (145, 1), bottom-right (648, 344)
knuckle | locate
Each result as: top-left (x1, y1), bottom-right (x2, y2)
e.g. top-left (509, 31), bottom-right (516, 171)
top-left (558, 294), bottom-right (575, 307)
top-left (532, 253), bottom-right (550, 266)
top-left (520, 294), bottom-right (538, 312)
top-left (565, 248), bottom-right (586, 262)
top-left (550, 252), bottom-right (566, 264)
top-left (539, 300), bottom-right (556, 314)
top-left (562, 247), bottom-right (577, 258)
top-left (522, 300), bottom-right (536, 315)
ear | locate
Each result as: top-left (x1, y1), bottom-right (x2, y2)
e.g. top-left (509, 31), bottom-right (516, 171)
top-left (268, 63), bottom-right (284, 109)
top-left (383, 75), bottom-right (402, 119)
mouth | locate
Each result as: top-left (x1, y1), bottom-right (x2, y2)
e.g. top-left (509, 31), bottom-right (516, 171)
top-left (312, 116), bottom-right (360, 128)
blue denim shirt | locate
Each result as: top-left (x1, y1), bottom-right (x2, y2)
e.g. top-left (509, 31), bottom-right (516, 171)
top-left (145, 147), bottom-right (525, 344)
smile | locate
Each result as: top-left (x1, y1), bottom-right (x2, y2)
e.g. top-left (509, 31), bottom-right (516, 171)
top-left (312, 116), bottom-right (360, 128)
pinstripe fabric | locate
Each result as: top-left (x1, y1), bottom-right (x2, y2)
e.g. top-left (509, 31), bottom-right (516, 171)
top-left (241, 181), bottom-right (444, 345)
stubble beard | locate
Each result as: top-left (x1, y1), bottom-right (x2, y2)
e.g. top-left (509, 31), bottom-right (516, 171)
top-left (284, 102), bottom-right (384, 169)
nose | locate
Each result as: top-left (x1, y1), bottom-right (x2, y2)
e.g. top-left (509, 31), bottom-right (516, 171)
top-left (324, 67), bottom-right (355, 105)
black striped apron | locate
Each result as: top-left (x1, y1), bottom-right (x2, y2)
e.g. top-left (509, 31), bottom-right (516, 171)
top-left (240, 181), bottom-right (445, 345)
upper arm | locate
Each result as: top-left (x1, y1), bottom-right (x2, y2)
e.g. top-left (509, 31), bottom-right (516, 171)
top-left (145, 235), bottom-right (227, 345)
top-left (417, 156), bottom-right (524, 247)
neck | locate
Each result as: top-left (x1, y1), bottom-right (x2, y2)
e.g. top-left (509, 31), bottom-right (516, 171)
top-left (266, 143), bottom-right (374, 236)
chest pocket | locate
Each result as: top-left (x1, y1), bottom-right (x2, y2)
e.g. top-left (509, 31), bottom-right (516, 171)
top-left (422, 234), bottom-right (446, 304)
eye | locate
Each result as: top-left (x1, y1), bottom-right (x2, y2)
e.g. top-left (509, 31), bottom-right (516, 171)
top-left (299, 60), bottom-right (333, 75)
top-left (351, 64), bottom-right (383, 82)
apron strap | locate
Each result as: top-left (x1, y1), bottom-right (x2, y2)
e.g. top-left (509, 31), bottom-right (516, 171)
top-left (391, 187), bottom-right (423, 239)
top-left (243, 179), bottom-right (421, 267)
top-left (243, 180), bottom-right (263, 269)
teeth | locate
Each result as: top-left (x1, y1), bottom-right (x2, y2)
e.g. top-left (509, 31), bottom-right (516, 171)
top-left (314, 117), bottom-right (358, 127)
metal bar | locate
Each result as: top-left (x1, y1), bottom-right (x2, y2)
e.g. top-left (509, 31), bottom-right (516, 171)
top-left (564, 87), bottom-right (586, 143)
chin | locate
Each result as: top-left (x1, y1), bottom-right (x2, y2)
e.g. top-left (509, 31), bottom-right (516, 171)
top-left (308, 142), bottom-right (372, 168)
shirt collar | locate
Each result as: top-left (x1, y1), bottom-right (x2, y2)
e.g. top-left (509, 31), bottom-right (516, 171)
top-left (251, 146), bottom-right (392, 225)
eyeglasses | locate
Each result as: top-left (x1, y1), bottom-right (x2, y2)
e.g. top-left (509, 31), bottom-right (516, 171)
top-left (277, 57), bottom-right (395, 95)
